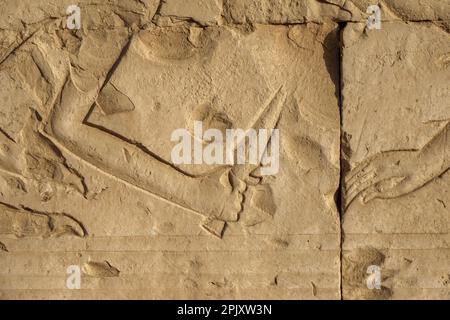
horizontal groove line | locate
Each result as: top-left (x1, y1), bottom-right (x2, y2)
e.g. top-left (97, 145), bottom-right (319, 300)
top-left (0, 288), bottom-right (339, 291)
top-left (343, 233), bottom-right (450, 235)
top-left (0, 272), bottom-right (339, 278)
top-left (0, 249), bottom-right (338, 253)
top-left (0, 233), bottom-right (339, 239)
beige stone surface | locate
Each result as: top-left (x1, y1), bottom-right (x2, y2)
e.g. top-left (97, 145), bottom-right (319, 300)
top-left (0, 1), bottom-right (341, 299)
top-left (223, 0), bottom-right (450, 25)
top-left (342, 21), bottom-right (450, 299)
top-left (351, 0), bottom-right (450, 21)
top-left (0, 0), bottom-right (448, 300)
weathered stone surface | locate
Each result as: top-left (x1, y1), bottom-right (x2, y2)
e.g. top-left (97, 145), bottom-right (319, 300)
top-left (0, 2), bottom-right (341, 299)
top-left (0, 0), bottom-right (448, 301)
top-left (223, 0), bottom-right (358, 23)
top-left (158, 0), bottom-right (224, 25)
top-left (0, 0), bottom-right (159, 65)
top-left (342, 21), bottom-right (450, 299)
top-left (223, 0), bottom-right (450, 24)
top-left (352, 0), bottom-right (450, 21)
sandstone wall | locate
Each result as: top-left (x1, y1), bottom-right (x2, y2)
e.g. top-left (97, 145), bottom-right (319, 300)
top-left (0, 0), bottom-right (448, 300)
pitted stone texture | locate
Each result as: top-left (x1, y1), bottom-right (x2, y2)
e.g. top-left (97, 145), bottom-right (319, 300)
top-left (342, 21), bottom-right (450, 300)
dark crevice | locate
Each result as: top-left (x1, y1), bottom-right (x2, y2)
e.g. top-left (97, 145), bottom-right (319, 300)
top-left (152, 0), bottom-right (166, 23)
top-left (0, 127), bottom-right (15, 143)
top-left (336, 21), bottom-right (347, 301)
top-left (0, 28), bottom-right (39, 66)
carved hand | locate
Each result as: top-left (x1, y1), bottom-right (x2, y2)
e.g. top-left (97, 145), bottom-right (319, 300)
top-left (344, 150), bottom-right (433, 208)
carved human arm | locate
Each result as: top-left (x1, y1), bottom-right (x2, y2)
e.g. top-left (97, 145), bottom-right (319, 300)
top-left (42, 51), bottom-right (242, 223)
top-left (418, 121), bottom-right (450, 172)
top-left (344, 121), bottom-right (450, 208)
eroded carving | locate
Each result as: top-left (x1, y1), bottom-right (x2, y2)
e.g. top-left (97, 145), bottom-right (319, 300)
top-left (0, 109), bottom-right (87, 199)
top-left (39, 27), bottom-right (288, 237)
top-left (82, 261), bottom-right (120, 277)
top-left (0, 201), bottom-right (86, 238)
top-left (345, 122), bottom-right (450, 208)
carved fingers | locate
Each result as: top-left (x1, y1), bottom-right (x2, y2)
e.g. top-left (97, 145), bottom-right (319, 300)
top-left (344, 150), bottom-right (417, 209)
top-left (218, 170), bottom-right (245, 222)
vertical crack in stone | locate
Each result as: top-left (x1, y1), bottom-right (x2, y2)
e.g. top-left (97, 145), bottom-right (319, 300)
top-left (336, 21), bottom-right (348, 300)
